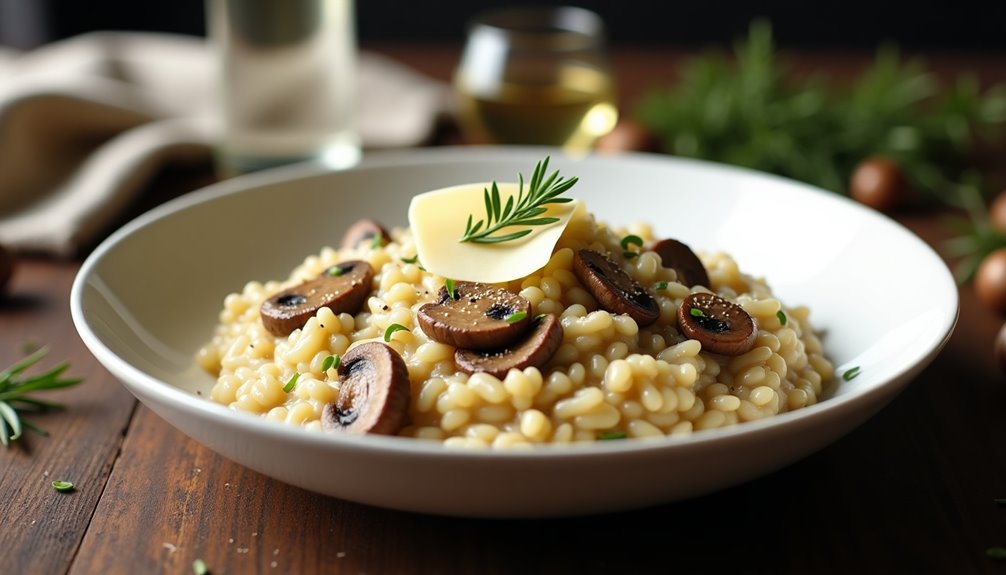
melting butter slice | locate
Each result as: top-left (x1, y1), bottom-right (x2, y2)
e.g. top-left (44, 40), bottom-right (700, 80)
top-left (409, 182), bottom-right (581, 284)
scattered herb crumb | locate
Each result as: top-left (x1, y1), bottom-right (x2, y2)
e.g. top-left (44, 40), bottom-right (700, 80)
top-left (282, 372), bottom-right (300, 393)
top-left (689, 308), bottom-right (706, 318)
top-left (445, 278), bottom-right (457, 299)
top-left (505, 311), bottom-right (528, 324)
top-left (776, 310), bottom-right (787, 325)
top-left (622, 251), bottom-right (639, 259)
top-left (401, 255), bottom-right (419, 264)
top-left (842, 366), bottom-right (861, 381)
top-left (327, 266), bottom-right (343, 276)
top-left (51, 480), bottom-right (74, 492)
top-left (384, 324), bottom-right (410, 342)
top-left (370, 234), bottom-right (384, 249)
top-left (620, 234), bottom-right (644, 251)
top-left (321, 354), bottom-right (340, 372)
top-left (598, 431), bottom-right (627, 440)
top-left (193, 558), bottom-right (209, 575)
top-left (654, 281), bottom-right (669, 291)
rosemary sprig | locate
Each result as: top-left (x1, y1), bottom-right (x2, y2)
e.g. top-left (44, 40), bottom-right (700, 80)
top-left (0, 347), bottom-right (83, 447)
top-left (459, 157), bottom-right (577, 244)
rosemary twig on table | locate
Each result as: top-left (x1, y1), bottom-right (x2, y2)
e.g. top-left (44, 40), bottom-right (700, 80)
top-left (0, 347), bottom-right (83, 446)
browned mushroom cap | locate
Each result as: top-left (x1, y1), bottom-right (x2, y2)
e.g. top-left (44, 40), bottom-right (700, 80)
top-left (455, 313), bottom-right (564, 378)
top-left (417, 281), bottom-right (532, 350)
top-left (677, 292), bottom-right (757, 356)
top-left (651, 238), bottom-right (709, 288)
top-left (260, 261), bottom-right (374, 337)
top-left (322, 342), bottom-right (410, 435)
top-left (341, 218), bottom-right (392, 249)
top-left (573, 249), bottom-right (659, 327)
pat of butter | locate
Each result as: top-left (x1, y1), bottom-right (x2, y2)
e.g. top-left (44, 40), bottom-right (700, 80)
top-left (408, 182), bottom-right (581, 284)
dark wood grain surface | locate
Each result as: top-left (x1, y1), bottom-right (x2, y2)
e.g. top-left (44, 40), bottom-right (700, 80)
top-left (2, 44), bottom-right (1005, 575)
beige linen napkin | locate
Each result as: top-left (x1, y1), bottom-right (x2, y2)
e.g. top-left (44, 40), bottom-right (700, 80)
top-left (0, 32), bottom-right (451, 256)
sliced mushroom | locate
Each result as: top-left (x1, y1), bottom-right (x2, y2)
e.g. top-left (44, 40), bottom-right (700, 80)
top-left (651, 238), bottom-right (709, 288)
top-left (322, 342), bottom-right (410, 435)
top-left (677, 292), bottom-right (757, 355)
top-left (341, 218), bottom-right (392, 249)
top-left (260, 260), bottom-right (373, 336)
top-left (573, 249), bottom-right (659, 327)
top-left (455, 313), bottom-right (564, 378)
top-left (417, 281), bottom-right (532, 350)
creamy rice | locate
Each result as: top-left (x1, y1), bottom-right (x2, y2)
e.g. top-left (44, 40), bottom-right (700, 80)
top-left (197, 207), bottom-right (834, 449)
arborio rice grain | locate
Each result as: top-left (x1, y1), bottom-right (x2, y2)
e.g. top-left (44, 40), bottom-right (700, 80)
top-left (196, 207), bottom-right (834, 449)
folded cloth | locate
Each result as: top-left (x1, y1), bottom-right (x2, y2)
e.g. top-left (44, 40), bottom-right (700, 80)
top-left (0, 32), bottom-right (451, 256)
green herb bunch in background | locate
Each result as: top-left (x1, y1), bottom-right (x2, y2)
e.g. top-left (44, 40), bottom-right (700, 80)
top-left (635, 20), bottom-right (1006, 208)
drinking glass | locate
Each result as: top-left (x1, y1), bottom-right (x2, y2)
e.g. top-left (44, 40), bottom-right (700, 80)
top-left (207, 0), bottom-right (361, 177)
top-left (453, 6), bottom-right (618, 151)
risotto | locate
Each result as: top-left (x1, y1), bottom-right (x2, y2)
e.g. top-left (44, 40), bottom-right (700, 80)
top-left (197, 166), bottom-right (834, 449)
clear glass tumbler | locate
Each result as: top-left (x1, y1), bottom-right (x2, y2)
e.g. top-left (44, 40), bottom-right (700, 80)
top-left (453, 6), bottom-right (618, 151)
top-left (207, 0), bottom-right (361, 177)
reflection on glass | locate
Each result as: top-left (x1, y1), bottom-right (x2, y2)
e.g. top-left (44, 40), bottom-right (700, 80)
top-left (453, 6), bottom-right (618, 151)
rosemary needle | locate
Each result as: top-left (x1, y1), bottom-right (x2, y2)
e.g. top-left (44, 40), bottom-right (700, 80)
top-left (0, 347), bottom-right (83, 447)
top-left (460, 156), bottom-right (577, 244)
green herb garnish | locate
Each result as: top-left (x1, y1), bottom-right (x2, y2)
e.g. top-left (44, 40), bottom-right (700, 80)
top-left (401, 255), bottom-right (420, 264)
top-left (283, 372), bottom-right (300, 393)
top-left (327, 266), bottom-right (344, 277)
top-left (193, 558), bottom-right (210, 575)
top-left (598, 431), bottom-right (627, 440)
top-left (0, 347), bottom-right (83, 447)
top-left (842, 366), bottom-right (861, 381)
top-left (445, 278), bottom-right (457, 300)
top-left (459, 156), bottom-right (577, 244)
top-left (321, 354), bottom-right (340, 372)
top-left (370, 234), bottom-right (384, 249)
top-left (505, 311), bottom-right (528, 324)
top-left (620, 234), bottom-right (644, 250)
top-left (776, 310), bottom-right (788, 325)
top-left (384, 323), bottom-right (410, 342)
top-left (622, 251), bottom-right (639, 260)
top-left (689, 307), bottom-right (706, 318)
top-left (654, 281), bottom-right (669, 291)
top-left (51, 480), bottom-right (74, 492)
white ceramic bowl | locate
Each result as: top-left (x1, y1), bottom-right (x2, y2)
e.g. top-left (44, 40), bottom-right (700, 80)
top-left (71, 147), bottom-right (957, 518)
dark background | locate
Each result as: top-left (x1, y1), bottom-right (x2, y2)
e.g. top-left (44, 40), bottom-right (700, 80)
top-left (2, 0), bottom-right (1006, 52)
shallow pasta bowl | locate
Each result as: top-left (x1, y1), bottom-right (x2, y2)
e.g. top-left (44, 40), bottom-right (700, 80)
top-left (70, 147), bottom-right (957, 518)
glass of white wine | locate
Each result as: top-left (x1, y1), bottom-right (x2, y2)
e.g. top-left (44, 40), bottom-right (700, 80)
top-left (453, 6), bottom-right (618, 151)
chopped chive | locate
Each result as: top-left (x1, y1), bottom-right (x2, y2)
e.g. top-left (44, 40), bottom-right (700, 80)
top-left (689, 307), bottom-right (706, 318)
top-left (321, 354), bottom-right (340, 372)
top-left (505, 311), bottom-right (528, 324)
top-left (51, 480), bottom-right (74, 492)
top-left (622, 251), bottom-right (639, 259)
top-left (445, 278), bottom-right (457, 299)
top-left (370, 234), bottom-right (384, 249)
top-left (842, 366), bottom-right (861, 381)
top-left (327, 266), bottom-right (344, 277)
top-left (283, 372), bottom-right (300, 393)
top-left (620, 234), bottom-right (644, 250)
top-left (384, 323), bottom-right (410, 342)
top-left (776, 310), bottom-right (787, 325)
top-left (193, 558), bottom-right (210, 575)
top-left (654, 281), bottom-right (669, 291)
top-left (401, 255), bottom-right (419, 264)
top-left (598, 431), bottom-right (627, 440)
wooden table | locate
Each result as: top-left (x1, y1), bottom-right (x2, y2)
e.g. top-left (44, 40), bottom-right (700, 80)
top-left (3, 44), bottom-right (1006, 575)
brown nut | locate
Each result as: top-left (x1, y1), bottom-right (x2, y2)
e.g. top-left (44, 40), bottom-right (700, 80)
top-left (651, 238), bottom-right (709, 288)
top-left (260, 260), bottom-right (374, 337)
top-left (975, 248), bottom-right (1006, 314)
top-left (573, 249), bottom-right (659, 327)
top-left (341, 218), bottom-right (392, 249)
top-left (677, 292), bottom-right (757, 356)
top-left (455, 313), bottom-right (564, 378)
top-left (417, 281), bottom-right (532, 350)
top-left (849, 156), bottom-right (910, 213)
top-left (322, 342), bottom-right (410, 435)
